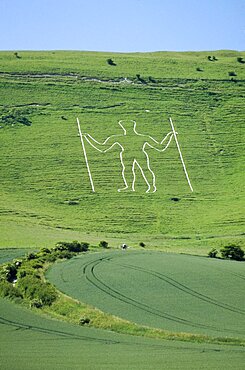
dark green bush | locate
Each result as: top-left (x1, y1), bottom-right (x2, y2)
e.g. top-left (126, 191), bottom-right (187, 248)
top-left (79, 317), bottom-right (90, 325)
top-left (0, 263), bottom-right (17, 282)
top-left (107, 58), bottom-right (116, 66)
top-left (237, 57), bottom-right (244, 64)
top-left (67, 240), bottom-right (85, 252)
top-left (30, 299), bottom-right (43, 308)
top-left (40, 247), bottom-right (51, 254)
top-left (27, 252), bottom-right (38, 260)
top-left (14, 52), bottom-right (21, 59)
top-left (80, 242), bottom-right (89, 252)
top-left (220, 245), bottom-right (244, 261)
top-left (99, 240), bottom-right (108, 249)
top-left (54, 241), bottom-right (89, 253)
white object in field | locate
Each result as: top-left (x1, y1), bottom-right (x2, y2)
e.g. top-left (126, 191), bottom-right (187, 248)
top-left (77, 117), bottom-right (95, 192)
top-left (169, 117), bottom-right (193, 192)
top-left (84, 120), bottom-right (173, 193)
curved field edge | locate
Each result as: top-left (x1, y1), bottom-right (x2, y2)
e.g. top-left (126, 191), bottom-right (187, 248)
top-left (44, 251), bottom-right (245, 346)
top-left (1, 299), bottom-right (245, 370)
top-left (42, 287), bottom-right (245, 347)
top-left (1, 248), bottom-right (244, 347)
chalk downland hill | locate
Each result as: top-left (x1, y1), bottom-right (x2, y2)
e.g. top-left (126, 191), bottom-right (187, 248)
top-left (0, 50), bottom-right (244, 250)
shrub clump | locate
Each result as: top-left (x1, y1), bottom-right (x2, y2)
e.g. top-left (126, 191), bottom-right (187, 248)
top-left (237, 57), bottom-right (245, 64)
top-left (0, 262), bottom-right (18, 282)
top-left (79, 317), bottom-right (90, 325)
top-left (220, 245), bottom-right (244, 261)
top-left (0, 280), bottom-right (23, 299)
top-left (0, 240), bottom-right (90, 306)
top-left (107, 58), bottom-right (116, 66)
top-left (17, 274), bottom-right (57, 306)
top-left (0, 108), bottom-right (32, 127)
top-left (54, 241), bottom-right (89, 253)
top-left (99, 241), bottom-right (108, 249)
top-left (208, 245), bottom-right (244, 261)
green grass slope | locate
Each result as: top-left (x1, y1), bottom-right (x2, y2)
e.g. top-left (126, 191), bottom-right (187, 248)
top-left (0, 51), bottom-right (244, 250)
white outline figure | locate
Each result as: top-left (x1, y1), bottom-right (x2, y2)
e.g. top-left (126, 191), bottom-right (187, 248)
top-left (83, 120), bottom-right (174, 193)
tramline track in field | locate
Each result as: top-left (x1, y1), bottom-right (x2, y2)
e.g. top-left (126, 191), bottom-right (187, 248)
top-left (80, 253), bottom-right (245, 336)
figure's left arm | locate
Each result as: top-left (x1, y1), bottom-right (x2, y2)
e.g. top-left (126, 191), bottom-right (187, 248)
top-left (146, 132), bottom-right (174, 151)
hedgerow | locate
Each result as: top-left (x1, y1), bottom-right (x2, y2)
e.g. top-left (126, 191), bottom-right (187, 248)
top-left (0, 241), bottom-right (89, 307)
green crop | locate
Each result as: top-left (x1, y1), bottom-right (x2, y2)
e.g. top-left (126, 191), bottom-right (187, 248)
top-left (47, 250), bottom-right (245, 339)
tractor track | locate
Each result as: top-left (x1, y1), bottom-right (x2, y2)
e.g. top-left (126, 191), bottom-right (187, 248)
top-left (116, 261), bottom-right (245, 316)
top-left (80, 254), bottom-right (244, 336)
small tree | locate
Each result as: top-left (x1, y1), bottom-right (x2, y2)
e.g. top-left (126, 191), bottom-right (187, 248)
top-left (139, 242), bottom-right (145, 248)
top-left (107, 58), bottom-right (116, 66)
top-left (99, 240), bottom-right (108, 248)
top-left (228, 71), bottom-right (237, 77)
top-left (14, 52), bottom-right (21, 59)
top-left (220, 245), bottom-right (244, 261)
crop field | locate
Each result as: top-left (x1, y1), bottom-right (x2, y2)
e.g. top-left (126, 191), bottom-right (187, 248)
top-left (47, 250), bottom-right (245, 339)
top-left (1, 298), bottom-right (245, 370)
top-left (0, 50), bottom-right (244, 250)
top-left (0, 248), bottom-right (30, 264)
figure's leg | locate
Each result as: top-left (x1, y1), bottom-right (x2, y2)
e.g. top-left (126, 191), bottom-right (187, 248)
top-left (118, 155), bottom-right (134, 192)
top-left (136, 158), bottom-right (156, 193)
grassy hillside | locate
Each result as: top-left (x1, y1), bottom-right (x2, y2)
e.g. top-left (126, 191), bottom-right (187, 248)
top-left (0, 50), bottom-right (244, 250)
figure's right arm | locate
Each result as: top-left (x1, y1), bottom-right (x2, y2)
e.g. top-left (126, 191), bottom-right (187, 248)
top-left (83, 134), bottom-right (120, 152)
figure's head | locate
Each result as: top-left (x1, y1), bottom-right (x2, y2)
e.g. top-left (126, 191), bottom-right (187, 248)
top-left (118, 120), bottom-right (136, 135)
